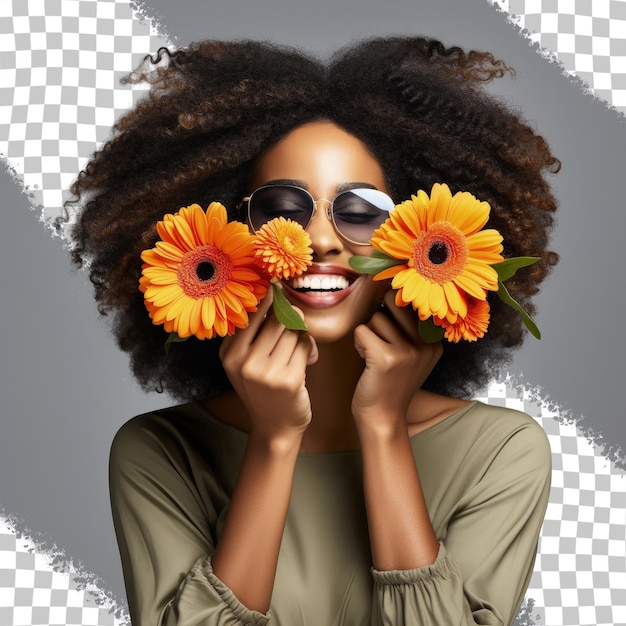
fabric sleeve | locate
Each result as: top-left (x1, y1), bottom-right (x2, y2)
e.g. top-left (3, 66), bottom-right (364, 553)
top-left (109, 415), bottom-right (270, 626)
top-left (370, 420), bottom-right (552, 626)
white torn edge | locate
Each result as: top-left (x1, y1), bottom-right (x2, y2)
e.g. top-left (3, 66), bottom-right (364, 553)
top-left (0, 0), bottom-right (173, 240)
top-left (476, 374), bottom-right (626, 626)
top-left (501, 369), bottom-right (626, 471)
top-left (485, 0), bottom-right (626, 118)
top-left (0, 509), bottom-right (130, 625)
top-left (129, 0), bottom-right (177, 43)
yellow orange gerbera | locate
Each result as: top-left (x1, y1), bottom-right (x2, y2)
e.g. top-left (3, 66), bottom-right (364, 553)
top-left (139, 202), bottom-right (268, 340)
top-left (434, 294), bottom-right (490, 342)
top-left (372, 183), bottom-right (503, 322)
top-left (254, 217), bottom-right (313, 280)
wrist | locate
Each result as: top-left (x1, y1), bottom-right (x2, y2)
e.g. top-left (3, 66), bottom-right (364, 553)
top-left (247, 425), bottom-right (305, 457)
top-left (354, 412), bottom-right (409, 444)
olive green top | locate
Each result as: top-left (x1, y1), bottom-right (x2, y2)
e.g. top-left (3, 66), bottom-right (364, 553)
top-left (109, 400), bottom-right (551, 626)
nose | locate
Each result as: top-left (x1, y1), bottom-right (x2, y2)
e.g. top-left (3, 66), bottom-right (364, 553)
top-left (306, 199), bottom-right (344, 258)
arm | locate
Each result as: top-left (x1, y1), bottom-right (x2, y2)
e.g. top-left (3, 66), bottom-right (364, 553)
top-left (211, 295), bottom-right (316, 613)
top-left (109, 414), bottom-right (271, 626)
top-left (352, 294), bottom-right (442, 572)
top-left (369, 423), bottom-right (551, 626)
top-left (110, 294), bottom-right (317, 625)
top-left (352, 295), bottom-right (551, 625)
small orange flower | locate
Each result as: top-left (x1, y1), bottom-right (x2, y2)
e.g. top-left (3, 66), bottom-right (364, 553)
top-left (372, 183), bottom-right (503, 322)
top-left (254, 217), bottom-right (313, 280)
top-left (140, 203), bottom-right (268, 339)
top-left (434, 294), bottom-right (491, 342)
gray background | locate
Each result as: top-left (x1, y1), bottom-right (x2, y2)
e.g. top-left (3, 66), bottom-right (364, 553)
top-left (1, 0), bottom-right (625, 607)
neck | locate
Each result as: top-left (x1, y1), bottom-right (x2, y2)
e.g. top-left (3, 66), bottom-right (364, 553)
top-left (300, 334), bottom-right (364, 452)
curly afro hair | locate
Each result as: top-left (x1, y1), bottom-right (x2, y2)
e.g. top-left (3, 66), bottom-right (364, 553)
top-left (68, 36), bottom-right (559, 401)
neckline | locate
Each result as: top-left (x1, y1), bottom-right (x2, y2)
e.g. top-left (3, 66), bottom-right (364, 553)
top-left (191, 399), bottom-right (479, 456)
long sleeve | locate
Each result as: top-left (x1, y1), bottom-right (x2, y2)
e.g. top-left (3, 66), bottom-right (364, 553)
top-left (369, 414), bottom-right (552, 626)
top-left (109, 412), bottom-right (270, 626)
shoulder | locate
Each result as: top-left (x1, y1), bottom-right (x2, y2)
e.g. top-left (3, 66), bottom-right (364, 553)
top-left (109, 402), bottom-right (211, 480)
top-left (471, 401), bottom-right (550, 452)
top-left (462, 402), bottom-right (552, 483)
top-left (421, 400), bottom-right (552, 482)
top-left (109, 401), bottom-right (247, 499)
top-left (111, 403), bottom-right (197, 456)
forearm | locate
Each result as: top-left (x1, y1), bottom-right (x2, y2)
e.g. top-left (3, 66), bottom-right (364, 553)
top-left (357, 419), bottom-right (439, 572)
top-left (211, 429), bottom-right (303, 614)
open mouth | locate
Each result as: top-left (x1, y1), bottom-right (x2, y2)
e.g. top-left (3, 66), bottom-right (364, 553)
top-left (290, 274), bottom-right (352, 293)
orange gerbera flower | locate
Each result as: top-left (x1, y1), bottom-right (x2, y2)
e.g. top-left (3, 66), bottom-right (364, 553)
top-left (372, 183), bottom-right (503, 322)
top-left (139, 203), bottom-right (268, 339)
top-left (254, 217), bottom-right (313, 280)
top-left (434, 294), bottom-right (490, 342)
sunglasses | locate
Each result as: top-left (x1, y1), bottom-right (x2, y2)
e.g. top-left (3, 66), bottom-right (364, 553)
top-left (242, 184), bottom-right (396, 245)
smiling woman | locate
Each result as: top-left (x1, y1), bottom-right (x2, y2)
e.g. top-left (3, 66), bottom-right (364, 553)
top-left (246, 121), bottom-right (391, 342)
top-left (67, 37), bottom-right (558, 625)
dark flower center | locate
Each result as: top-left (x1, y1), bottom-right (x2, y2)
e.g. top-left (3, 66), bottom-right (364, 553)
top-left (428, 242), bottom-right (449, 265)
top-left (196, 261), bottom-right (216, 281)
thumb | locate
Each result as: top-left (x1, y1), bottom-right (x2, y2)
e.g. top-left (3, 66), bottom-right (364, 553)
top-left (307, 335), bottom-right (319, 365)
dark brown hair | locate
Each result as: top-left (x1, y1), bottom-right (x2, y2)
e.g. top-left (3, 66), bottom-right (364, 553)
top-left (68, 37), bottom-right (559, 400)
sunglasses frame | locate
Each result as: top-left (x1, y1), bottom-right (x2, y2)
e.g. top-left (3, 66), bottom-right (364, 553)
top-left (241, 184), bottom-right (395, 246)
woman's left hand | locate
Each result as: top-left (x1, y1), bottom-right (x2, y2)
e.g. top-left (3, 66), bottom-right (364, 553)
top-left (352, 290), bottom-right (443, 430)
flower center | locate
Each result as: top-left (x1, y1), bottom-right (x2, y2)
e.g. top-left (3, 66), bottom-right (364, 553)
top-left (196, 261), bottom-right (216, 281)
top-left (178, 244), bottom-right (233, 298)
top-left (412, 221), bottom-right (469, 284)
top-left (427, 242), bottom-right (449, 265)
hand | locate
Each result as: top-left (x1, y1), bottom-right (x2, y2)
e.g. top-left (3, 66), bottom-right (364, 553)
top-left (219, 290), bottom-right (319, 440)
top-left (352, 290), bottom-right (442, 431)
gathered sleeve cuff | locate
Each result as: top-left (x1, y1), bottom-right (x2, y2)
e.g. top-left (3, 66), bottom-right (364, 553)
top-left (161, 555), bottom-right (271, 626)
top-left (370, 543), bottom-right (503, 626)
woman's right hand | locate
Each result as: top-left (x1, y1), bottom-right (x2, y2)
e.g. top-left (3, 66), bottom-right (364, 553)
top-left (219, 290), bottom-right (318, 440)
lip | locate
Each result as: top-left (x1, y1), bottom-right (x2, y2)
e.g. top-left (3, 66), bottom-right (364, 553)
top-left (282, 263), bottom-right (362, 309)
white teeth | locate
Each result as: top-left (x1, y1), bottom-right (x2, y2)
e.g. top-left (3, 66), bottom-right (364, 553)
top-left (291, 275), bottom-right (350, 291)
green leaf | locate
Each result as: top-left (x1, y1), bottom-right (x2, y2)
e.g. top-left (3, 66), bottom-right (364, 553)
top-left (418, 317), bottom-right (445, 344)
top-left (271, 282), bottom-right (308, 331)
top-left (349, 254), bottom-right (404, 274)
top-left (496, 281), bottom-right (541, 339)
top-left (164, 332), bottom-right (189, 355)
top-left (492, 257), bottom-right (540, 282)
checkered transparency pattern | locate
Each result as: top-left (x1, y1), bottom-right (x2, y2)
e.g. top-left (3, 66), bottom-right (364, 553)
top-left (475, 382), bottom-right (626, 626)
top-left (0, 0), bottom-right (169, 230)
top-left (1, 1), bottom-right (626, 625)
top-left (0, 518), bottom-right (125, 625)
top-left (488, 0), bottom-right (626, 114)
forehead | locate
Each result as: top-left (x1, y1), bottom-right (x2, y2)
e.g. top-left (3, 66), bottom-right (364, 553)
top-left (251, 121), bottom-right (387, 194)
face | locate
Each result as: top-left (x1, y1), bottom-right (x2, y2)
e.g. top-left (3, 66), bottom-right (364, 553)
top-left (250, 120), bottom-right (391, 343)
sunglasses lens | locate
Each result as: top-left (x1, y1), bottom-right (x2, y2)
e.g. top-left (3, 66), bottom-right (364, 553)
top-left (248, 186), bottom-right (313, 231)
top-left (332, 189), bottom-right (395, 243)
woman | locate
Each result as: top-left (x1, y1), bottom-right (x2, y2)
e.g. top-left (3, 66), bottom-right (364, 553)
top-left (70, 37), bottom-right (558, 625)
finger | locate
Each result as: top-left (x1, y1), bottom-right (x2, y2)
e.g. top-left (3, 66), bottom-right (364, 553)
top-left (354, 322), bottom-right (383, 359)
top-left (266, 305), bottom-right (312, 366)
top-left (366, 311), bottom-right (409, 345)
top-left (306, 335), bottom-right (319, 365)
top-left (265, 326), bottom-right (302, 365)
top-left (382, 290), bottom-right (422, 343)
top-left (219, 289), bottom-right (274, 359)
top-left (354, 324), bottom-right (368, 360)
top-left (242, 288), bottom-right (275, 338)
top-left (289, 331), bottom-right (318, 372)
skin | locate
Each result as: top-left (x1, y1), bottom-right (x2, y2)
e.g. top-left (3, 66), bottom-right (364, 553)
top-left (204, 121), bottom-right (469, 613)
